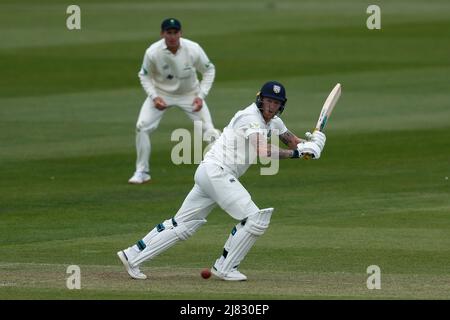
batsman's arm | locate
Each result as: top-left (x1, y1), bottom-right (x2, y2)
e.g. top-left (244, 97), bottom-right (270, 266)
top-left (279, 130), bottom-right (304, 149)
top-left (249, 133), bottom-right (296, 159)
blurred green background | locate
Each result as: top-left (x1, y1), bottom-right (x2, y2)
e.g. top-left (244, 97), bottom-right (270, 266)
top-left (0, 0), bottom-right (449, 299)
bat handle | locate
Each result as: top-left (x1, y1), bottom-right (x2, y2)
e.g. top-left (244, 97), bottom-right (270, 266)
top-left (305, 132), bottom-right (313, 141)
top-left (305, 128), bottom-right (321, 141)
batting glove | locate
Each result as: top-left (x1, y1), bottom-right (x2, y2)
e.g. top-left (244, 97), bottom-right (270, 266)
top-left (305, 131), bottom-right (326, 151)
top-left (296, 141), bottom-right (321, 160)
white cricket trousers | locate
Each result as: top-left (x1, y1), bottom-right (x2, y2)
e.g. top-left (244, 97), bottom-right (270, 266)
top-left (174, 161), bottom-right (260, 223)
top-left (134, 95), bottom-right (215, 174)
top-left (125, 161), bottom-right (261, 267)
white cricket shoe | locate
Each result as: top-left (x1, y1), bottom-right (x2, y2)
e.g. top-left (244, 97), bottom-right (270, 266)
top-left (128, 172), bottom-right (151, 184)
top-left (117, 250), bottom-right (147, 280)
top-left (211, 261), bottom-right (247, 281)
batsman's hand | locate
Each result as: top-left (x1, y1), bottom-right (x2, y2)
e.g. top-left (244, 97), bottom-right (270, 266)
top-left (305, 130), bottom-right (326, 151)
top-left (153, 97), bottom-right (168, 110)
top-left (296, 141), bottom-right (321, 160)
top-left (192, 97), bottom-right (203, 112)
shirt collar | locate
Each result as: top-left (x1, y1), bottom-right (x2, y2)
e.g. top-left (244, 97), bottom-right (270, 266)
top-left (251, 103), bottom-right (280, 125)
top-left (251, 103), bottom-right (272, 125)
top-left (162, 38), bottom-right (183, 51)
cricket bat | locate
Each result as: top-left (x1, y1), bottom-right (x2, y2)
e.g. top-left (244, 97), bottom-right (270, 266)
top-left (314, 83), bottom-right (341, 132)
top-left (302, 83), bottom-right (341, 159)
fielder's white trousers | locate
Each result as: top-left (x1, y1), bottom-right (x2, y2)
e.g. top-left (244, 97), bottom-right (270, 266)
top-left (134, 95), bottom-right (215, 174)
top-left (174, 161), bottom-right (260, 222)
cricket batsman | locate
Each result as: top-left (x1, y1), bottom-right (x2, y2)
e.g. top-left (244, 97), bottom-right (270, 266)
top-left (118, 81), bottom-right (326, 280)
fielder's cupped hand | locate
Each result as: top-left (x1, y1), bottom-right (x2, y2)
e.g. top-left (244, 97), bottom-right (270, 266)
top-left (153, 96), bottom-right (168, 110)
top-left (192, 97), bottom-right (203, 112)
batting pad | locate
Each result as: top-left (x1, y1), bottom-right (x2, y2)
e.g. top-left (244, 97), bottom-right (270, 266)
top-left (220, 208), bottom-right (273, 273)
top-left (139, 217), bottom-right (178, 249)
top-left (130, 219), bottom-right (206, 266)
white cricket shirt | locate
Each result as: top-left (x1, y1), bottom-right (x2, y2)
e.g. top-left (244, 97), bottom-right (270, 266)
top-left (138, 38), bottom-right (215, 99)
top-left (204, 103), bottom-right (288, 178)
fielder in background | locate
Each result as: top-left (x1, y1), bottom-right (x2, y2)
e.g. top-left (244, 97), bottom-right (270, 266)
top-left (118, 81), bottom-right (327, 280)
top-left (129, 18), bottom-right (219, 184)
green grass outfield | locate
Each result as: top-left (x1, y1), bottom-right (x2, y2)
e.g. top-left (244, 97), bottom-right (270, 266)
top-left (0, 0), bottom-right (449, 299)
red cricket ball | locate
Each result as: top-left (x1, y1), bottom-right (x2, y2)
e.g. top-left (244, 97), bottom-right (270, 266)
top-left (201, 268), bottom-right (211, 279)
